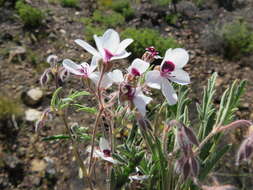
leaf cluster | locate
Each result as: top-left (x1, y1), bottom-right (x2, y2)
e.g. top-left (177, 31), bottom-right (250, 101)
top-left (222, 19), bottom-right (253, 60)
top-left (60, 0), bottom-right (79, 8)
top-left (0, 95), bottom-right (23, 120)
top-left (15, 0), bottom-right (44, 28)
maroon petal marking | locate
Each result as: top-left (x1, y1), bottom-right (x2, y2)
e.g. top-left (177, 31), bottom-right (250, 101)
top-left (103, 149), bottom-right (111, 157)
top-left (104, 48), bottom-right (114, 62)
top-left (161, 61), bottom-right (175, 73)
top-left (131, 68), bottom-right (141, 76)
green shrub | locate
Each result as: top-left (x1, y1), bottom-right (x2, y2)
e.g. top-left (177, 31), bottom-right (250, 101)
top-left (15, 1), bottom-right (44, 28)
top-left (0, 95), bottom-right (22, 120)
top-left (92, 10), bottom-right (125, 27)
top-left (80, 10), bottom-right (125, 42)
top-left (150, 0), bottom-right (172, 6)
top-left (0, 0), bottom-right (5, 6)
top-left (60, 0), bottom-right (79, 8)
top-left (79, 17), bottom-right (106, 42)
top-left (222, 20), bottom-right (253, 59)
top-left (108, 0), bottom-right (134, 20)
top-left (193, 0), bottom-right (205, 7)
top-left (121, 27), bottom-right (180, 57)
top-left (165, 13), bottom-right (181, 25)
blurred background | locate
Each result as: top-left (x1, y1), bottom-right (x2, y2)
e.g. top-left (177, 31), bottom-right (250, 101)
top-left (0, 0), bottom-right (253, 189)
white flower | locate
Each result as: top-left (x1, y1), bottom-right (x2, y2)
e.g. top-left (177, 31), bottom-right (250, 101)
top-left (146, 48), bottom-right (190, 105)
top-left (108, 69), bottom-right (124, 84)
top-left (75, 29), bottom-right (133, 63)
top-left (87, 138), bottom-right (117, 164)
top-left (121, 85), bottom-right (152, 117)
top-left (63, 57), bottom-right (113, 88)
top-left (63, 56), bottom-right (97, 78)
top-left (127, 58), bottom-right (150, 77)
top-left (133, 87), bottom-right (152, 117)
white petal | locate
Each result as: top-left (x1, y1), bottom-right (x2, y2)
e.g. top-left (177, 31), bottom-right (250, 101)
top-left (129, 175), bottom-right (149, 181)
top-left (101, 29), bottom-right (120, 53)
top-left (129, 59), bottom-right (150, 75)
top-left (86, 146), bottom-right (100, 158)
top-left (100, 155), bottom-right (118, 164)
top-left (169, 69), bottom-right (190, 85)
top-left (116, 38), bottom-right (133, 54)
top-left (89, 72), bottom-right (113, 89)
top-left (108, 69), bottom-right (124, 83)
top-left (75, 39), bottom-right (100, 58)
top-left (99, 137), bottom-right (110, 151)
top-left (133, 88), bottom-right (152, 116)
top-left (110, 51), bottom-right (131, 61)
top-left (161, 79), bottom-right (178, 105)
top-left (94, 35), bottom-right (105, 58)
top-left (145, 70), bottom-right (162, 89)
top-left (62, 59), bottom-right (83, 75)
top-left (89, 56), bottom-right (98, 73)
top-left (162, 48), bottom-right (189, 69)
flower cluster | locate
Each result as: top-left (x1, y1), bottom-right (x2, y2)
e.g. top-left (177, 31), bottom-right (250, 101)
top-left (62, 29), bottom-right (190, 117)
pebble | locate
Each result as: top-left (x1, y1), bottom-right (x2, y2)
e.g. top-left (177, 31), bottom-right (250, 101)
top-left (25, 109), bottom-right (42, 122)
top-left (22, 88), bottom-right (43, 107)
top-left (31, 159), bottom-right (46, 172)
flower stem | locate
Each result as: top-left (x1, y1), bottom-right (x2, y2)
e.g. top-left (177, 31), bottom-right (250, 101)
top-left (61, 113), bottom-right (94, 190)
top-left (88, 65), bottom-right (106, 175)
top-left (88, 109), bottom-right (103, 174)
top-left (194, 129), bottom-right (217, 156)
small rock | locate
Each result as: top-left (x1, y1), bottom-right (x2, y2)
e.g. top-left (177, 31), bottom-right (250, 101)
top-left (8, 46), bottom-right (26, 63)
top-left (25, 109), bottom-right (42, 122)
top-left (60, 29), bottom-right (66, 35)
top-left (44, 157), bottom-right (56, 175)
top-left (31, 159), bottom-right (46, 172)
top-left (177, 1), bottom-right (198, 17)
top-left (22, 88), bottom-right (43, 106)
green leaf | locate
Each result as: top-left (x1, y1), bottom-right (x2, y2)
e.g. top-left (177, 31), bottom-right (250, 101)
top-left (42, 134), bottom-right (69, 141)
top-left (72, 104), bottom-right (97, 114)
top-left (69, 91), bottom-right (90, 99)
top-left (50, 87), bottom-right (62, 110)
top-left (199, 144), bottom-right (231, 180)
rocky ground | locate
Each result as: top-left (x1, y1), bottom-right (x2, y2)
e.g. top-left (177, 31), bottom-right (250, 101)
top-left (0, 0), bottom-right (253, 189)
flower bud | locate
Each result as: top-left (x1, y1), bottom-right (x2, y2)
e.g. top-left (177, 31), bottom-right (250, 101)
top-left (236, 133), bottom-right (253, 165)
top-left (47, 54), bottom-right (58, 67)
top-left (40, 69), bottom-right (51, 86)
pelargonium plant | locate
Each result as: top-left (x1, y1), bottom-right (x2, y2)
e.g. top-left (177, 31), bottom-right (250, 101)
top-left (38, 29), bottom-right (253, 190)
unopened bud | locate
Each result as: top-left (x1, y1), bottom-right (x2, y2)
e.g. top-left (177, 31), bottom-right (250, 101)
top-left (40, 69), bottom-right (51, 86)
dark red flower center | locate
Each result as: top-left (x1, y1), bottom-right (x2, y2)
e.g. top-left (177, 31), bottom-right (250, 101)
top-left (161, 61), bottom-right (175, 73)
top-left (78, 66), bottom-right (88, 77)
top-left (131, 68), bottom-right (140, 76)
top-left (103, 149), bottom-right (111, 157)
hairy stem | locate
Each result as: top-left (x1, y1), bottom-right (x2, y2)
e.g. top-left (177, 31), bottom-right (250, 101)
top-left (88, 65), bottom-right (106, 175)
top-left (88, 109), bottom-right (103, 174)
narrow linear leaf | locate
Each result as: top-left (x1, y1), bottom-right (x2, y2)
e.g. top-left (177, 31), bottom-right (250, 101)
top-left (50, 87), bottom-right (62, 109)
top-left (72, 104), bottom-right (97, 114)
top-left (199, 144), bottom-right (231, 180)
top-left (42, 134), bottom-right (69, 141)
